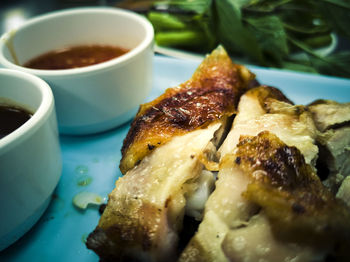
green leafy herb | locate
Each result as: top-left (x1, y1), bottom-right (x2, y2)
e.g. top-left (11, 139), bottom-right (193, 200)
top-left (214, 0), bottom-right (264, 63)
top-left (125, 0), bottom-right (350, 78)
top-left (245, 15), bottom-right (289, 65)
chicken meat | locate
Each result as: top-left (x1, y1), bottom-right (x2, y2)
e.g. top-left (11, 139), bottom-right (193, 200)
top-left (179, 86), bottom-right (350, 262)
top-left (86, 46), bottom-right (255, 262)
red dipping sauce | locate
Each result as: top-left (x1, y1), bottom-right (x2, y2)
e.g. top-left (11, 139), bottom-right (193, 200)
top-left (23, 45), bottom-right (129, 70)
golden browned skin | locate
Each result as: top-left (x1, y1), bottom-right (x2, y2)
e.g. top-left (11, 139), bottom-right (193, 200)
top-left (120, 46), bottom-right (255, 174)
top-left (219, 132), bottom-right (350, 262)
top-left (179, 127), bottom-right (349, 261)
top-left (238, 132), bottom-right (350, 249)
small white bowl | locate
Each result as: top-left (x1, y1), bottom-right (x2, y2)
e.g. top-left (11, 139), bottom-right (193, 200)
top-left (0, 69), bottom-right (61, 251)
top-left (0, 7), bottom-right (154, 135)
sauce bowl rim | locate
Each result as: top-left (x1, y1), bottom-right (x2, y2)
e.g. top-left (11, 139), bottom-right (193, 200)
top-left (0, 69), bottom-right (54, 152)
top-left (0, 7), bottom-right (154, 78)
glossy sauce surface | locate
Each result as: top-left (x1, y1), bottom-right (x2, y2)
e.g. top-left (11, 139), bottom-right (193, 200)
top-left (0, 104), bottom-right (32, 139)
top-left (23, 45), bottom-right (129, 70)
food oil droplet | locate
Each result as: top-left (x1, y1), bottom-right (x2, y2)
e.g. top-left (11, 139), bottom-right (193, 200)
top-left (75, 165), bottom-right (88, 175)
top-left (81, 233), bottom-right (88, 243)
top-left (77, 175), bottom-right (93, 187)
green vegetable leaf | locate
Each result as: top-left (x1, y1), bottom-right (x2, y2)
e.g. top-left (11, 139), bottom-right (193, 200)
top-left (193, 13), bottom-right (217, 50)
top-left (281, 61), bottom-right (318, 74)
top-left (244, 0), bottom-right (292, 12)
top-left (282, 21), bottom-right (330, 35)
top-left (289, 36), bottom-right (350, 78)
top-left (214, 0), bottom-right (264, 63)
top-left (155, 30), bottom-right (209, 48)
top-left (148, 12), bottom-right (187, 30)
top-left (245, 15), bottom-right (289, 64)
top-left (319, 0), bottom-right (350, 9)
top-left (145, 0), bottom-right (350, 78)
top-left (229, 0), bottom-right (256, 9)
top-left (153, 0), bottom-right (212, 14)
top-left (309, 51), bottom-right (350, 78)
top-left (275, 1), bottom-right (330, 35)
top-left (317, 0), bottom-right (350, 40)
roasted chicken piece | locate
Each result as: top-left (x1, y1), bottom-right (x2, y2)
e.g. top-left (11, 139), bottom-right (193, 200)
top-left (180, 132), bottom-right (350, 262)
top-left (178, 86), bottom-right (322, 262)
top-left (222, 132), bottom-right (350, 262)
top-left (219, 85), bottom-right (319, 165)
top-left (86, 46), bottom-right (255, 262)
top-left (308, 100), bottom-right (350, 194)
top-left (308, 100), bottom-right (350, 133)
top-left (119, 46), bottom-right (254, 174)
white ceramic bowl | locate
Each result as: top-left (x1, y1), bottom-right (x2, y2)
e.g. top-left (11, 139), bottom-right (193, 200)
top-left (0, 69), bottom-right (61, 251)
top-left (0, 7), bottom-right (154, 135)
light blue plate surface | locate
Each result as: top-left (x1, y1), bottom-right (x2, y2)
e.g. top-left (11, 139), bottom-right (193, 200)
top-left (1, 55), bottom-right (349, 261)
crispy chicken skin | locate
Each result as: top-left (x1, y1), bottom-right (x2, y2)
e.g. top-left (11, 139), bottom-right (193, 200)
top-left (119, 46), bottom-right (254, 174)
top-left (86, 46), bottom-right (255, 262)
top-left (180, 132), bottom-right (350, 262)
top-left (223, 132), bottom-right (350, 262)
top-left (237, 132), bottom-right (350, 246)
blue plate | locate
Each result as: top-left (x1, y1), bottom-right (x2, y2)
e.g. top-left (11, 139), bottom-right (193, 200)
top-left (1, 55), bottom-right (350, 261)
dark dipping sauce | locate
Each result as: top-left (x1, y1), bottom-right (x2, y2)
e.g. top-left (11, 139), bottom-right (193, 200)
top-left (0, 105), bottom-right (32, 139)
top-left (23, 45), bottom-right (129, 70)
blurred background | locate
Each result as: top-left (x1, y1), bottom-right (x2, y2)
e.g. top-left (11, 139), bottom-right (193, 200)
top-left (1, 0), bottom-right (350, 78)
top-left (0, 0), bottom-right (115, 34)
